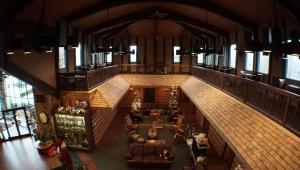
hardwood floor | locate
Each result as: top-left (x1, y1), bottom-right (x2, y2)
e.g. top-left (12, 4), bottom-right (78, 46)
top-left (0, 137), bottom-right (61, 170)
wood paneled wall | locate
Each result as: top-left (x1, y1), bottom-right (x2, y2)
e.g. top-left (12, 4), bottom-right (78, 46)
top-left (91, 107), bottom-right (118, 145)
top-left (195, 109), bottom-right (205, 131)
top-left (110, 33), bottom-right (200, 68)
top-left (208, 125), bottom-right (226, 158)
top-left (154, 87), bottom-right (172, 107)
top-left (8, 50), bottom-right (57, 87)
top-left (119, 87), bottom-right (179, 109)
top-left (59, 91), bottom-right (90, 106)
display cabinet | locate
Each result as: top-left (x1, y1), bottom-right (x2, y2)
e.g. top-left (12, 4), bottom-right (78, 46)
top-left (54, 104), bottom-right (94, 151)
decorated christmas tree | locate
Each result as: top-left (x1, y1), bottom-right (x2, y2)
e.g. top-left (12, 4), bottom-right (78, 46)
top-left (169, 87), bottom-right (178, 109)
top-left (131, 89), bottom-right (142, 112)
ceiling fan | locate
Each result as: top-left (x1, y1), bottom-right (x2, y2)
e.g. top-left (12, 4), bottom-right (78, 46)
top-left (34, 0), bottom-right (56, 52)
top-left (150, 10), bottom-right (168, 19)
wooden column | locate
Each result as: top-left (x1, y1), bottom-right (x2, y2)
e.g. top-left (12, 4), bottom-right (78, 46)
top-left (180, 37), bottom-right (183, 73)
top-left (171, 37), bottom-right (175, 73)
top-left (190, 38), bottom-right (193, 73)
top-left (163, 37), bottom-right (166, 64)
top-left (153, 37), bottom-right (157, 64)
top-left (121, 37), bottom-right (124, 65)
top-left (136, 37), bottom-right (139, 63)
top-left (144, 37), bottom-right (147, 73)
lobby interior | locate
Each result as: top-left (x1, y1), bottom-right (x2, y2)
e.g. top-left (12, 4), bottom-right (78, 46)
top-left (1, 0), bottom-right (300, 170)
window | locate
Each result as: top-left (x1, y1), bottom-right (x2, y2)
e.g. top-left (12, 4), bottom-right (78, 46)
top-left (245, 52), bottom-right (254, 71)
top-left (206, 54), bottom-right (214, 65)
top-left (58, 47), bottom-right (66, 69)
top-left (230, 44), bottom-right (236, 68)
top-left (96, 53), bottom-right (104, 65)
top-left (3, 75), bottom-right (35, 109)
top-left (215, 55), bottom-right (219, 66)
top-left (257, 52), bottom-right (270, 74)
top-left (286, 55), bottom-right (300, 80)
top-left (91, 53), bottom-right (95, 65)
top-left (75, 43), bottom-right (81, 66)
top-left (173, 46), bottom-right (180, 63)
top-left (197, 53), bottom-right (204, 64)
top-left (221, 46), bottom-right (228, 67)
top-left (130, 45), bottom-right (137, 63)
top-left (106, 46), bottom-right (112, 63)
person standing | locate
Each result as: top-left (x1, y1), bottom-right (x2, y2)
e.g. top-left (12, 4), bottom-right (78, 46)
top-left (56, 139), bottom-right (73, 170)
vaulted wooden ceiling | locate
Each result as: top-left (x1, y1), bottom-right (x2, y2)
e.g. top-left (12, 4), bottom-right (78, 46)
top-left (2, 0), bottom-right (300, 36)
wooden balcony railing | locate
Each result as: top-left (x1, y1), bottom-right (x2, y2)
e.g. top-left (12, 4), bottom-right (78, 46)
top-left (192, 66), bottom-right (300, 136)
top-left (59, 65), bottom-right (119, 91)
top-left (119, 64), bottom-right (191, 74)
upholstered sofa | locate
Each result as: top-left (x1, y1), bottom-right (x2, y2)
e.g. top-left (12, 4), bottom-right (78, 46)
top-left (125, 143), bottom-right (174, 168)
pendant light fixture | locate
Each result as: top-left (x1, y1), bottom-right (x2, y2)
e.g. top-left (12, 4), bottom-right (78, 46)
top-left (262, 26), bottom-right (272, 53)
top-left (35, 0), bottom-right (52, 52)
top-left (90, 34), bottom-right (96, 54)
top-left (215, 35), bottom-right (224, 56)
top-left (204, 8), bottom-right (216, 56)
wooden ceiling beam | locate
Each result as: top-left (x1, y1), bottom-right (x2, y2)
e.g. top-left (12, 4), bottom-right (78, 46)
top-left (179, 26), bottom-right (209, 44)
top-left (277, 0), bottom-right (300, 23)
top-left (94, 22), bottom-right (136, 37)
top-left (8, 0), bottom-right (34, 19)
top-left (101, 31), bottom-right (122, 40)
top-left (164, 8), bottom-right (228, 35)
top-left (84, 7), bottom-right (228, 35)
top-left (64, 0), bottom-right (256, 30)
top-left (84, 7), bottom-right (158, 34)
top-left (178, 23), bottom-right (216, 40)
top-left (96, 23), bottom-right (137, 41)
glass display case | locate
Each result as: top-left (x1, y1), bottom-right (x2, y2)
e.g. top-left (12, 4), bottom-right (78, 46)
top-left (55, 114), bottom-right (86, 132)
top-left (54, 103), bottom-right (94, 151)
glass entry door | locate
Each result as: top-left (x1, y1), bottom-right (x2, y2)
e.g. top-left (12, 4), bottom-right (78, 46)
top-left (15, 109), bottom-right (30, 136)
top-left (1, 107), bottom-right (31, 140)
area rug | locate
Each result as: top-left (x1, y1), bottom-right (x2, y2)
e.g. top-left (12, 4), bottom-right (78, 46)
top-left (86, 115), bottom-right (194, 170)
